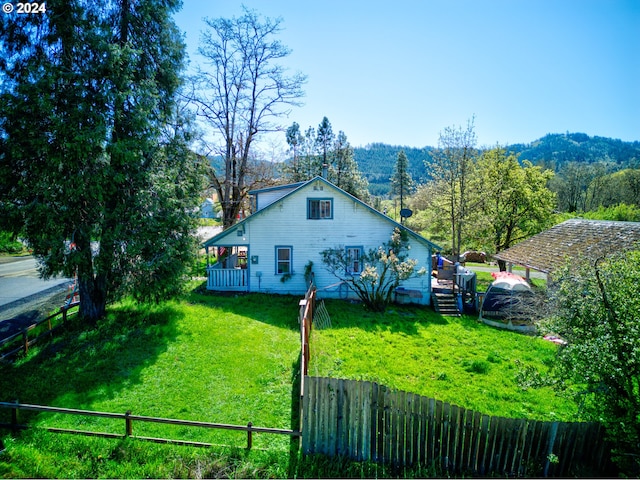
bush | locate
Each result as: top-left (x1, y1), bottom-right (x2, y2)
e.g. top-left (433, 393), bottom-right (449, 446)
top-left (0, 231), bottom-right (25, 253)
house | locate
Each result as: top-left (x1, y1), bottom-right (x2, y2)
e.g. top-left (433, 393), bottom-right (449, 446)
top-left (199, 198), bottom-right (217, 219)
top-left (494, 219), bottom-right (640, 281)
top-left (201, 176), bottom-right (441, 304)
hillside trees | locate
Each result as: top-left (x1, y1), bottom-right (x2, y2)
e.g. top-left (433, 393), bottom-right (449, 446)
top-left (0, 0), bottom-right (204, 321)
top-left (192, 7), bottom-right (306, 229)
top-left (544, 251), bottom-right (640, 475)
top-left (283, 118), bottom-right (369, 200)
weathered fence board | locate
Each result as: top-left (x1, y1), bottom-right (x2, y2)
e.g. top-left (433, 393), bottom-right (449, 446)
top-left (301, 376), bottom-right (612, 476)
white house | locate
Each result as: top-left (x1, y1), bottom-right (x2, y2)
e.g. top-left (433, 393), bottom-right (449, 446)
top-left (202, 176), bottom-right (441, 305)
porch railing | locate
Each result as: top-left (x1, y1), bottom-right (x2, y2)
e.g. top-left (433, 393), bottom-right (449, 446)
top-left (206, 267), bottom-right (248, 291)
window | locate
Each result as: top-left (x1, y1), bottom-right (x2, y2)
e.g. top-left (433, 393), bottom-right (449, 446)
top-left (307, 198), bottom-right (333, 219)
top-left (346, 246), bottom-right (364, 275)
top-left (275, 246), bottom-right (292, 274)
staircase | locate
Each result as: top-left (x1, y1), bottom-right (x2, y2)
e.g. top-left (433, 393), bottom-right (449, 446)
top-left (432, 292), bottom-right (460, 317)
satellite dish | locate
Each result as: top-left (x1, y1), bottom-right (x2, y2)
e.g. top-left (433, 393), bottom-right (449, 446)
top-left (400, 208), bottom-right (413, 218)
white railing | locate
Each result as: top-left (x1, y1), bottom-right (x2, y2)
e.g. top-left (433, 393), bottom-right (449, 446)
top-left (206, 267), bottom-right (248, 291)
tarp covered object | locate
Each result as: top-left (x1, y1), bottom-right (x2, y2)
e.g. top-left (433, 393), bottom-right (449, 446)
top-left (479, 271), bottom-right (533, 321)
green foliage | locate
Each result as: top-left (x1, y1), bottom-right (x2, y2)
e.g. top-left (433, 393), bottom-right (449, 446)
top-left (581, 202), bottom-right (640, 221)
top-left (473, 147), bottom-right (556, 255)
top-left (390, 149), bottom-right (414, 207)
top-left (0, 0), bottom-right (204, 320)
top-left (542, 250), bottom-right (640, 475)
top-left (353, 143), bottom-right (432, 196)
top-left (320, 228), bottom-right (426, 312)
top-left (283, 118), bottom-right (370, 201)
top-left (0, 231), bottom-right (24, 254)
top-left (510, 132), bottom-right (640, 168)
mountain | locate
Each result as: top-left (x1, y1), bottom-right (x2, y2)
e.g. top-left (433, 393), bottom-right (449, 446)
top-left (354, 133), bottom-right (640, 196)
top-left (509, 133), bottom-right (640, 170)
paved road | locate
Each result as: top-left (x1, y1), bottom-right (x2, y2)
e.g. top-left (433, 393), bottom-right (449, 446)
top-left (0, 256), bottom-right (72, 311)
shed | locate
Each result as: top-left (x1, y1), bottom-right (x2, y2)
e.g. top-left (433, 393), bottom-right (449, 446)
top-left (494, 219), bottom-right (640, 280)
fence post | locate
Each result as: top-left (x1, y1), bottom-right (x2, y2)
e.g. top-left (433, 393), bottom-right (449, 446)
top-left (247, 422), bottom-right (253, 449)
top-left (125, 410), bottom-right (133, 437)
top-left (11, 400), bottom-right (19, 435)
top-left (22, 331), bottom-right (28, 354)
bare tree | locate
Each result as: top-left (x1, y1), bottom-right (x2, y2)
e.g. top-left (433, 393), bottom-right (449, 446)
top-left (426, 117), bottom-right (478, 260)
top-left (192, 7), bottom-right (306, 228)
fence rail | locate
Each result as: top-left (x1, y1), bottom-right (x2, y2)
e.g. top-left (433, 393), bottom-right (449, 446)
top-left (301, 376), bottom-right (612, 477)
top-left (0, 301), bottom-right (79, 360)
top-left (0, 401), bottom-right (300, 450)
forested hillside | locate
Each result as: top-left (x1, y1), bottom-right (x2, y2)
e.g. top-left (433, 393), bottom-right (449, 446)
top-left (354, 133), bottom-right (640, 196)
top-left (510, 133), bottom-right (640, 170)
top-left (353, 144), bottom-right (433, 196)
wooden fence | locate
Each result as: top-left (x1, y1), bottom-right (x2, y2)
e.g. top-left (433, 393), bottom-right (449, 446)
top-left (0, 401), bottom-right (300, 450)
top-left (0, 301), bottom-right (80, 361)
top-left (301, 376), bottom-right (613, 477)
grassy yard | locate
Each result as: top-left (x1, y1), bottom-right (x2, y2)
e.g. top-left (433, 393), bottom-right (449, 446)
top-left (0, 285), bottom-right (576, 478)
top-left (308, 298), bottom-right (575, 422)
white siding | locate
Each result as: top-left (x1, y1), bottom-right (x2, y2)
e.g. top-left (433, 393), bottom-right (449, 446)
top-left (255, 186), bottom-right (300, 211)
top-left (242, 180), bottom-right (433, 304)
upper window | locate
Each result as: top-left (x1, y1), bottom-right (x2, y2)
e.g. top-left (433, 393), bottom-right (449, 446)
top-left (307, 198), bottom-right (333, 219)
top-left (346, 246), bottom-right (364, 275)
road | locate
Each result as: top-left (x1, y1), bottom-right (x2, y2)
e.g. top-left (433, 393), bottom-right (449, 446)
top-left (0, 256), bottom-right (72, 313)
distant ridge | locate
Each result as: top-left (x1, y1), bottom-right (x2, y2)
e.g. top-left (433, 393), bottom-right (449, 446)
top-left (353, 133), bottom-right (640, 196)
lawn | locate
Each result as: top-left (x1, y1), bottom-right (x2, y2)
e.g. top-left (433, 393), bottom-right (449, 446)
top-left (0, 285), bottom-right (577, 477)
top-left (308, 297), bottom-right (576, 422)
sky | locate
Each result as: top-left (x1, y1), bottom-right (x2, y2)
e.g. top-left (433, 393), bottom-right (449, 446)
top-left (174, 0), bottom-right (640, 150)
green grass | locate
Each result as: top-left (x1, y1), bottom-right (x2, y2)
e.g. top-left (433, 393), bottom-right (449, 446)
top-left (0, 287), bottom-right (576, 477)
top-left (0, 290), bottom-right (301, 477)
top-left (308, 299), bottom-right (575, 421)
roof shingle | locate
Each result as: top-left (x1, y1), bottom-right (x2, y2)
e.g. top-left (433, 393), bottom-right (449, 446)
top-left (493, 219), bottom-right (640, 274)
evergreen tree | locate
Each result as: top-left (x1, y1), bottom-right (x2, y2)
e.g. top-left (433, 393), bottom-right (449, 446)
top-left (284, 122), bottom-right (305, 182)
top-left (331, 130), bottom-right (370, 201)
top-left (391, 149), bottom-right (414, 214)
top-left (0, 0), bottom-right (204, 321)
top-left (315, 116), bottom-right (335, 169)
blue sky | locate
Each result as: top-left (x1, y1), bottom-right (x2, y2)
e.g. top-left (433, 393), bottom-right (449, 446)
top-left (174, 0), bottom-right (640, 149)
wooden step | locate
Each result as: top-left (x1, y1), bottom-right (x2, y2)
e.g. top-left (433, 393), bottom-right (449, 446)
top-left (432, 292), bottom-right (460, 317)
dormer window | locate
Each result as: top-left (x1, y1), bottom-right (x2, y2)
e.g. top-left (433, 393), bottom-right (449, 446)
top-left (307, 198), bottom-right (333, 219)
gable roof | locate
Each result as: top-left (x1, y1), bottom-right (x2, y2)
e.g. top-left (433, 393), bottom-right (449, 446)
top-left (494, 219), bottom-right (640, 274)
top-left (202, 176), bottom-right (441, 251)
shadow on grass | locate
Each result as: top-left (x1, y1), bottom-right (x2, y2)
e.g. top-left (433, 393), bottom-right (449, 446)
top-left (0, 301), bottom-right (182, 425)
top-left (189, 283), bottom-right (451, 337)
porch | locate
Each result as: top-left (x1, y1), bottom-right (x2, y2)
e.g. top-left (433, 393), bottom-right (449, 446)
top-left (205, 245), bottom-right (249, 292)
top-left (206, 266), bottom-right (248, 291)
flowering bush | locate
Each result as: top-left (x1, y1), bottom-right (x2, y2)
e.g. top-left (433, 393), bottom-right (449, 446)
top-left (320, 228), bottom-right (426, 312)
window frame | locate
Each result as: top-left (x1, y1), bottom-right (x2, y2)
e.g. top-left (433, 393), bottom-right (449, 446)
top-left (307, 198), bottom-right (333, 220)
top-left (275, 245), bottom-right (293, 275)
top-left (346, 246), bottom-right (364, 275)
